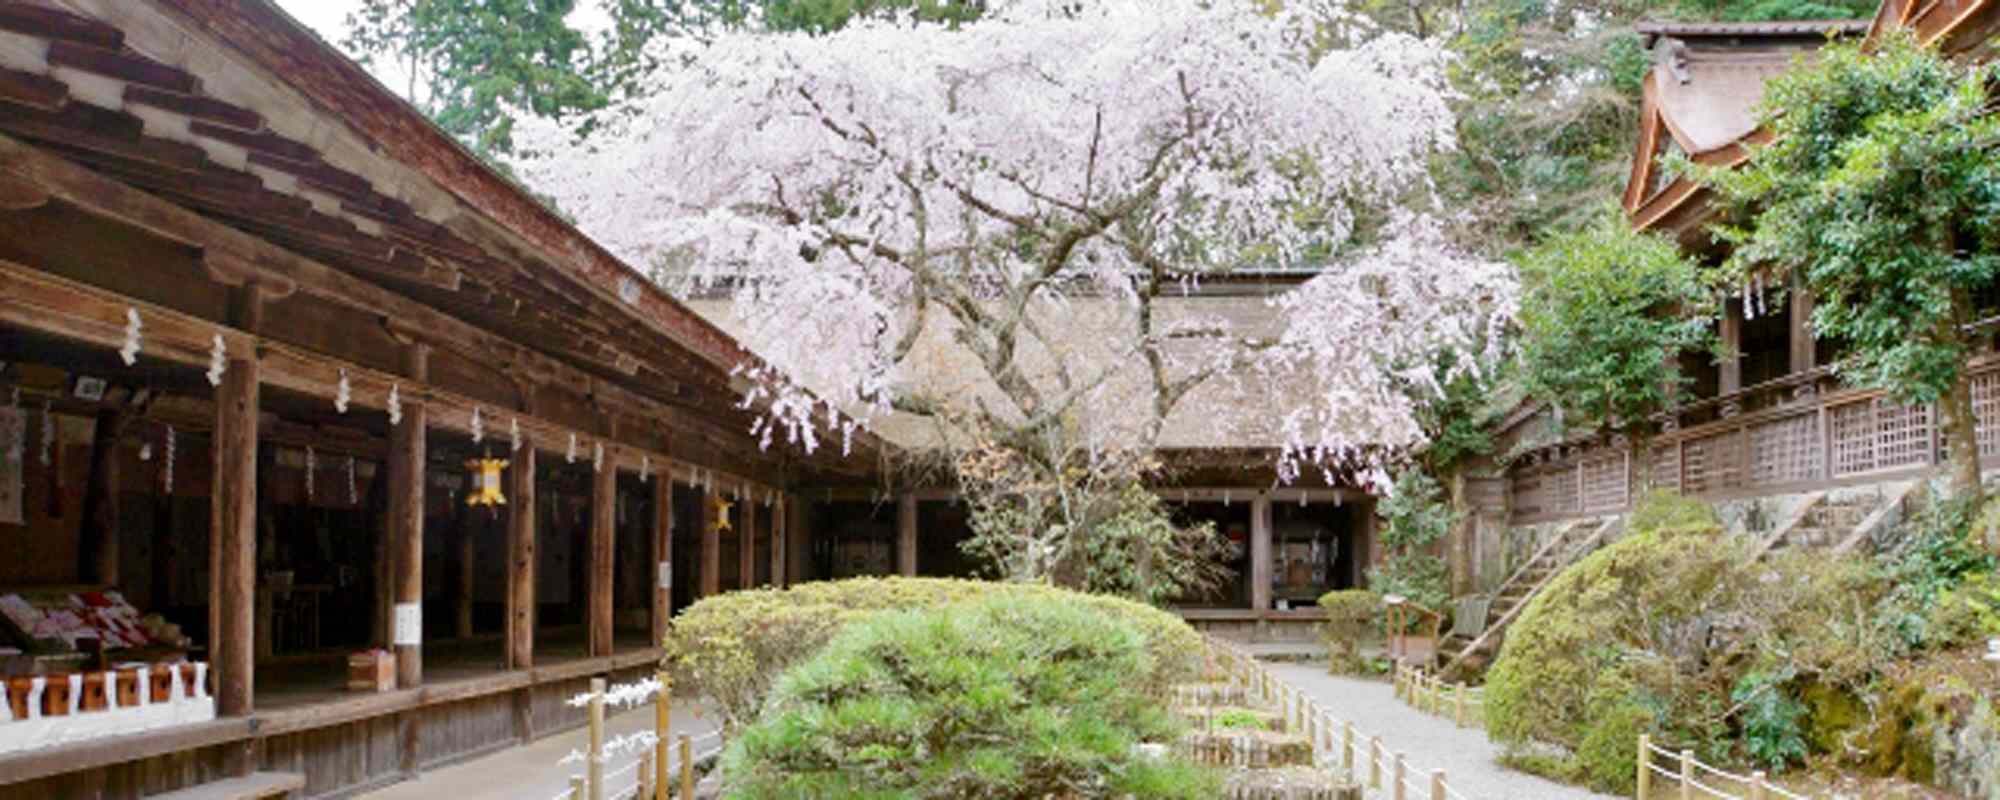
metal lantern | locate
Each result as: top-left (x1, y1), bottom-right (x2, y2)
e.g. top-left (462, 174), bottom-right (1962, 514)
top-left (465, 456), bottom-right (509, 507)
top-left (712, 495), bottom-right (734, 531)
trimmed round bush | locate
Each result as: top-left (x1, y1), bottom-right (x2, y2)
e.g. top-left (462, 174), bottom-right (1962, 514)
top-left (718, 594), bottom-right (1219, 798)
top-left (1316, 589), bottom-right (1378, 674)
top-left (663, 577), bottom-right (1203, 728)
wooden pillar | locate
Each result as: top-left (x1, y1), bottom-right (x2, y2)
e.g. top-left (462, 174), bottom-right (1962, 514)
top-left (454, 503), bottom-right (475, 640)
top-left (506, 444), bottom-right (536, 670)
top-left (589, 451), bottom-right (615, 658)
top-left (1789, 282), bottom-right (1815, 374)
top-left (769, 495), bottom-right (785, 588)
top-left (698, 483), bottom-right (719, 598)
top-left (78, 408), bottom-right (126, 586)
top-left (651, 474), bottom-right (672, 646)
top-left (1720, 300), bottom-right (1743, 396)
top-left (786, 494), bottom-right (811, 585)
top-left (896, 493), bottom-right (917, 577)
top-left (211, 344), bottom-right (259, 717)
top-left (1250, 493), bottom-right (1272, 611)
top-left (740, 489), bottom-right (757, 588)
top-left (389, 344), bottom-right (429, 689)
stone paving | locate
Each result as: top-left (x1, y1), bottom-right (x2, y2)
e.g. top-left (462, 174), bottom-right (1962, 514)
top-left (1265, 662), bottom-right (1617, 800)
top-left (359, 698), bottom-right (722, 800)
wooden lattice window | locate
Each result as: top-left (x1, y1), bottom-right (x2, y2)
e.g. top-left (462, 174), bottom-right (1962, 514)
top-left (1650, 443), bottom-right (1681, 493)
top-left (1681, 429), bottom-right (1744, 495)
top-left (1748, 413), bottom-right (1822, 486)
top-left (1579, 452), bottom-right (1630, 512)
top-left (1973, 370), bottom-right (2000, 459)
top-left (1548, 464), bottom-right (1581, 515)
top-left (1831, 398), bottom-right (1933, 476)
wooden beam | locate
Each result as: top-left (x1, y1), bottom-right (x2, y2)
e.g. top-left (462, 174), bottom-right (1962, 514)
top-left (46, 40), bottom-right (198, 94)
top-left (896, 494), bottom-right (916, 577)
top-left (389, 344), bottom-right (429, 689)
top-left (1790, 282), bottom-right (1815, 375)
top-left (454, 501), bottom-right (474, 640)
top-left (506, 443), bottom-right (536, 670)
top-left (0, 67), bottom-right (66, 113)
top-left (0, 3), bottom-right (123, 48)
top-left (77, 408), bottom-right (124, 586)
top-left (589, 455), bottom-right (615, 657)
top-left (211, 345), bottom-right (258, 716)
top-left (698, 486), bottom-right (718, 598)
top-left (651, 473), bottom-right (671, 647)
top-left (1720, 301), bottom-right (1744, 396)
top-left (786, 494), bottom-right (810, 585)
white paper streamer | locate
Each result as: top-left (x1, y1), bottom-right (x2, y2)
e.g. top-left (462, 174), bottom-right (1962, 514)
top-left (387, 383), bottom-right (402, 426)
top-left (509, 417), bottom-right (521, 452)
top-left (163, 425), bottom-right (176, 492)
top-left (335, 369), bottom-right (351, 414)
top-left (470, 406), bottom-right (484, 444)
top-left (347, 456), bottom-right (359, 505)
top-left (592, 442), bottom-right (604, 472)
top-left (119, 308), bottom-right (142, 366)
top-left (206, 334), bottom-right (226, 386)
top-left (566, 433), bottom-right (578, 463)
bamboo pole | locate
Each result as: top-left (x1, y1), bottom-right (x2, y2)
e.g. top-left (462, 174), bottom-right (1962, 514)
top-left (1636, 734), bottom-right (1652, 800)
top-left (679, 735), bottom-right (694, 798)
top-left (1454, 682), bottom-right (1467, 728)
top-left (588, 678), bottom-right (606, 800)
top-left (655, 670), bottom-right (671, 800)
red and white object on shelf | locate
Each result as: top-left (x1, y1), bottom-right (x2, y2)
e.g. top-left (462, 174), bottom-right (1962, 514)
top-left (0, 591), bottom-right (155, 650)
top-left (0, 663), bottom-right (213, 753)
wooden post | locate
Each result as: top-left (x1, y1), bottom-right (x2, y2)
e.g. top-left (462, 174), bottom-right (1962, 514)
top-left (1343, 721), bottom-right (1355, 773)
top-left (1250, 493), bottom-right (1272, 611)
top-left (654, 670), bottom-right (671, 800)
top-left (1749, 770), bottom-right (1768, 800)
top-left (652, 476), bottom-right (673, 647)
top-left (1636, 734), bottom-right (1651, 800)
top-left (1720, 300), bottom-right (1743, 396)
top-left (454, 504), bottom-right (475, 640)
top-left (1454, 682), bottom-right (1466, 727)
top-left (590, 454), bottom-right (615, 658)
top-left (678, 734), bottom-right (694, 798)
top-left (1679, 749), bottom-right (1694, 800)
top-left (212, 342), bottom-right (259, 717)
top-left (79, 408), bottom-right (126, 586)
top-left (785, 493), bottom-right (811, 585)
top-left (698, 483), bottom-right (719, 598)
top-left (588, 677), bottom-right (606, 800)
top-left (506, 444), bottom-right (537, 670)
top-left (770, 495), bottom-right (785, 588)
top-left (1369, 737), bottom-right (1382, 789)
top-left (896, 493), bottom-right (917, 577)
top-left (1393, 752), bottom-right (1407, 800)
top-left (1430, 770), bottom-right (1446, 800)
top-left (637, 759), bottom-right (651, 800)
top-left (389, 344), bottom-right (429, 690)
top-left (740, 488), bottom-right (757, 588)
top-left (568, 776), bottom-right (584, 800)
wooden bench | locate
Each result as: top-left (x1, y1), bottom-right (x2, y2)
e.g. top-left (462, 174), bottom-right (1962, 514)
top-left (148, 771), bottom-right (305, 800)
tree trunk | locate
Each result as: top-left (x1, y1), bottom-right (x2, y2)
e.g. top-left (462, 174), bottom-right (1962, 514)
top-left (1941, 287), bottom-right (1985, 511)
top-left (1940, 368), bottom-right (1984, 506)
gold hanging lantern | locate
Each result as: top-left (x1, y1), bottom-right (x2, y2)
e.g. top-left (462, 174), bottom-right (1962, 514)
top-left (465, 456), bottom-right (509, 507)
top-left (712, 495), bottom-right (734, 531)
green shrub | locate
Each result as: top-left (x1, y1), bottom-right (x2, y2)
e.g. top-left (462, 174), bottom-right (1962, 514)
top-left (1367, 471), bottom-right (1454, 613)
top-left (663, 577), bottom-right (1203, 729)
top-left (1212, 708), bottom-right (1268, 731)
top-left (1317, 589), bottom-right (1378, 674)
top-left (1733, 670), bottom-right (1808, 771)
top-left (718, 595), bottom-right (1219, 798)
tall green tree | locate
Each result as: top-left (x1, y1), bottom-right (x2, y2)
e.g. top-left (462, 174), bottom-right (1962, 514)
top-left (344, 0), bottom-right (605, 155)
top-left (1515, 210), bottom-right (1715, 473)
top-left (1691, 33), bottom-right (2000, 511)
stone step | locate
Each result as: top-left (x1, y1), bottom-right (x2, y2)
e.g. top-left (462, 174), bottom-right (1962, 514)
top-left (1178, 704), bottom-right (1288, 734)
top-left (1222, 767), bottom-right (1362, 799)
top-left (1180, 729), bottom-right (1316, 769)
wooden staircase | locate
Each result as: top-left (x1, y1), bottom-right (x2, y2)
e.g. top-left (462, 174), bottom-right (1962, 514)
top-left (1434, 517), bottom-right (1618, 680)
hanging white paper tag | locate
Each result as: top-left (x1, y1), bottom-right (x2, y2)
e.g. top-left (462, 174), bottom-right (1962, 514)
top-left (658, 561), bottom-right (672, 589)
top-left (393, 603), bottom-right (421, 646)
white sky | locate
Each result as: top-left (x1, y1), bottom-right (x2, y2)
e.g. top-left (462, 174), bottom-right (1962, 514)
top-left (272, 0), bottom-right (614, 101)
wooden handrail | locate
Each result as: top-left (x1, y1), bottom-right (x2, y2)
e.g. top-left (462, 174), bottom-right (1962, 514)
top-left (1486, 518), bottom-right (1584, 606)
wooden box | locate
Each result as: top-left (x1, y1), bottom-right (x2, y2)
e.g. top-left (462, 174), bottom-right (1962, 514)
top-left (347, 651), bottom-right (394, 692)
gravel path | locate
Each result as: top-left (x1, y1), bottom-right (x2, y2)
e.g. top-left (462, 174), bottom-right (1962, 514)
top-left (1266, 662), bottom-right (1617, 800)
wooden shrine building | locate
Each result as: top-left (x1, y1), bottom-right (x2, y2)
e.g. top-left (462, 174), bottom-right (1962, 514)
top-left (1500, 1), bottom-right (2000, 531)
top-left (0, 0), bottom-right (879, 796)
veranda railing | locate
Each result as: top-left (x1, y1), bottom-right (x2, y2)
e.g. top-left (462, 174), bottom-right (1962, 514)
top-left (1510, 358), bottom-right (2000, 524)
